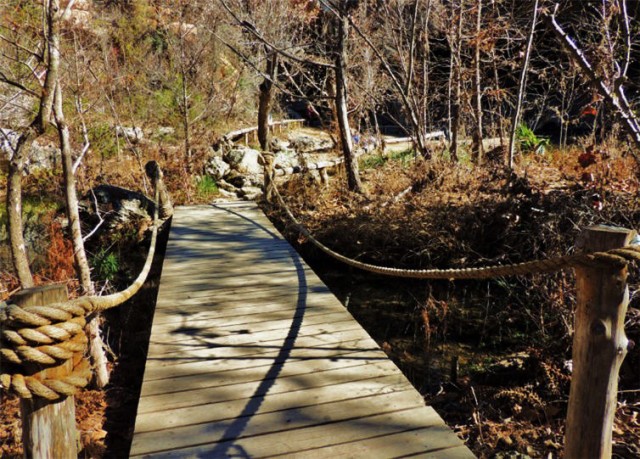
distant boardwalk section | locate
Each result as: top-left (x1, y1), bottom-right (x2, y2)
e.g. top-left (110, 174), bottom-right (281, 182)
top-left (131, 202), bottom-right (474, 458)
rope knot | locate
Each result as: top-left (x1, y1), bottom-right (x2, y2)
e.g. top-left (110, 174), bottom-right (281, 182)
top-left (1, 300), bottom-right (91, 400)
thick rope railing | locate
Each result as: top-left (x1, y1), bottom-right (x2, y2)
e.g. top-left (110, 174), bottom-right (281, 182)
top-left (271, 184), bottom-right (640, 279)
top-left (0, 162), bottom-right (169, 400)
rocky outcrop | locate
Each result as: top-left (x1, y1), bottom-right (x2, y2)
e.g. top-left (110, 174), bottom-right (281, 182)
top-left (1, 129), bottom-right (59, 173)
top-left (287, 132), bottom-right (334, 152)
top-left (203, 132), bottom-right (339, 201)
top-left (115, 126), bottom-right (144, 144)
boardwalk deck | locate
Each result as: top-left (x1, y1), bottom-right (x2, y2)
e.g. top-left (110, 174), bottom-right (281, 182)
top-left (131, 202), bottom-right (474, 458)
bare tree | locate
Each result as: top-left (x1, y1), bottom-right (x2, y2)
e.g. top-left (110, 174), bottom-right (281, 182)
top-left (546, 2), bottom-right (640, 164)
top-left (219, 0), bottom-right (364, 192)
top-left (449, 0), bottom-right (464, 162)
top-left (258, 51), bottom-right (278, 151)
top-left (2, 0), bottom-right (61, 287)
top-left (471, 0), bottom-right (484, 163)
top-left (347, 0), bottom-right (441, 158)
top-left (508, 0), bottom-right (540, 168)
top-left (332, 1), bottom-right (363, 192)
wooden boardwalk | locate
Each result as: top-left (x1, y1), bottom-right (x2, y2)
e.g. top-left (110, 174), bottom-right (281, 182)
top-left (130, 202), bottom-right (474, 458)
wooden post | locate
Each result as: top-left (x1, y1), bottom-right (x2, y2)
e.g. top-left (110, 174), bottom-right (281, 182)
top-left (262, 152), bottom-right (275, 203)
top-left (12, 284), bottom-right (78, 459)
top-left (565, 225), bottom-right (636, 458)
top-left (145, 161), bottom-right (173, 219)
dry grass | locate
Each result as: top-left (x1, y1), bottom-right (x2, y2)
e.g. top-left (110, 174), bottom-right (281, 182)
top-left (266, 146), bottom-right (640, 458)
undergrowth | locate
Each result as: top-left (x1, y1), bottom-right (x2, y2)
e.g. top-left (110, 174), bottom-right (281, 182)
top-left (266, 147), bottom-right (640, 458)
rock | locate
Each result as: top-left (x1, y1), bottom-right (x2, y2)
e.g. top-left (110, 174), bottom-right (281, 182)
top-left (287, 132), bottom-right (333, 152)
top-left (224, 170), bottom-right (248, 188)
top-left (1, 129), bottom-right (59, 173)
top-left (115, 126), bottom-right (144, 144)
top-left (155, 126), bottom-right (175, 138)
top-left (216, 179), bottom-right (238, 193)
top-left (80, 185), bottom-right (156, 238)
top-left (0, 129), bottom-right (20, 168)
top-left (270, 137), bottom-right (290, 152)
top-left (239, 186), bottom-right (263, 201)
top-left (205, 155), bottom-right (230, 180)
top-left (224, 145), bottom-right (263, 175)
top-left (274, 150), bottom-right (299, 169)
top-left (215, 188), bottom-right (237, 199)
top-left (28, 140), bottom-right (59, 173)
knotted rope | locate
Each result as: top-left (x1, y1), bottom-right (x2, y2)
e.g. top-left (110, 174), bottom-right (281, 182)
top-left (271, 184), bottom-right (640, 279)
top-left (0, 162), bottom-right (166, 400)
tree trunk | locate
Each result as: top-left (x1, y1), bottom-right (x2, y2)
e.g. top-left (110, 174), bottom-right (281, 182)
top-left (335, 12), bottom-right (363, 193)
top-left (14, 285), bottom-right (78, 459)
top-left (5, 0), bottom-right (63, 288)
top-left (49, 0), bottom-right (110, 388)
top-left (508, 0), bottom-right (539, 168)
top-left (7, 133), bottom-right (35, 288)
top-left (472, 0), bottom-right (484, 164)
top-left (258, 52), bottom-right (278, 151)
top-left (450, 0), bottom-right (464, 163)
top-left (180, 36), bottom-right (192, 171)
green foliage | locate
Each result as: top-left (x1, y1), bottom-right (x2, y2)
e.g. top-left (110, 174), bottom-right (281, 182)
top-left (88, 124), bottom-right (121, 159)
top-left (91, 249), bottom-right (120, 282)
top-left (516, 124), bottom-right (549, 154)
top-left (196, 175), bottom-right (219, 200)
top-left (360, 154), bottom-right (387, 169)
top-left (360, 148), bottom-right (416, 170)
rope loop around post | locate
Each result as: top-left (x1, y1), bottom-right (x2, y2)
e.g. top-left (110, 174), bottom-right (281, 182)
top-left (0, 299), bottom-right (91, 400)
top-left (1, 161), bottom-right (168, 401)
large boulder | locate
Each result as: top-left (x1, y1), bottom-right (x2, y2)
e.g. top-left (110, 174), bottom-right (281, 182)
top-left (205, 155), bottom-right (231, 180)
top-left (224, 145), bottom-right (263, 175)
top-left (80, 185), bottom-right (156, 238)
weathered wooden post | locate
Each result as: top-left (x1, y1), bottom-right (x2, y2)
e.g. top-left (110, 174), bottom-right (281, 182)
top-left (565, 225), bottom-right (636, 458)
top-left (12, 285), bottom-right (78, 459)
top-left (262, 152), bottom-right (275, 203)
top-left (145, 160), bottom-right (173, 219)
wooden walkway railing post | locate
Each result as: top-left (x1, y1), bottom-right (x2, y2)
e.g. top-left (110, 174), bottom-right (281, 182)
top-left (13, 284), bottom-right (79, 459)
top-left (565, 225), bottom-right (636, 458)
top-left (262, 152), bottom-right (275, 203)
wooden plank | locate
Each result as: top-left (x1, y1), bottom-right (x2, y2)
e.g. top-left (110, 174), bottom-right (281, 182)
top-left (132, 203), bottom-right (473, 458)
top-left (146, 318), bottom-right (364, 356)
top-left (149, 310), bottom-right (354, 346)
top-left (131, 407), bottom-right (470, 458)
top-left (137, 359), bottom-right (406, 414)
top-left (150, 309), bottom-right (353, 338)
top-left (141, 337), bottom-right (383, 382)
top-left (151, 305), bottom-right (340, 332)
top-left (132, 389), bottom-right (425, 453)
top-left (142, 330), bottom-right (381, 374)
top-left (135, 377), bottom-right (419, 434)
top-left (140, 348), bottom-right (387, 396)
top-left (278, 430), bottom-right (474, 459)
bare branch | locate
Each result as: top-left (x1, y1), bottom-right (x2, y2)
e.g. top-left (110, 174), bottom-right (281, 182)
top-left (545, 3), bottom-right (640, 163)
top-left (217, 0), bottom-right (335, 69)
